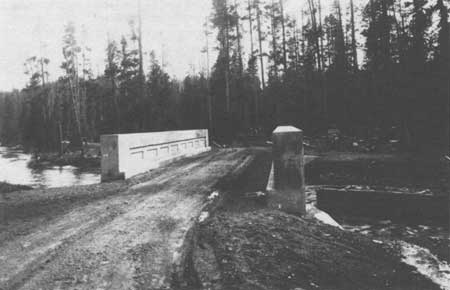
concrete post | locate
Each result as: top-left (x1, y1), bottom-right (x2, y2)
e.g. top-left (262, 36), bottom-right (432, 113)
top-left (269, 126), bottom-right (305, 215)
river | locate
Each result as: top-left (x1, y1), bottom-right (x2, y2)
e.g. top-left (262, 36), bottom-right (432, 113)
top-left (0, 146), bottom-right (100, 188)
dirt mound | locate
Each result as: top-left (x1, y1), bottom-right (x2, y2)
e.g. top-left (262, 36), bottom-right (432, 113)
top-left (196, 210), bottom-right (440, 290)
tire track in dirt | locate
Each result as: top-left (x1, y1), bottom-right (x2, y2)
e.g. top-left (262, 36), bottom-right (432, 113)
top-left (0, 149), bottom-right (253, 290)
top-left (2, 150), bottom-right (223, 290)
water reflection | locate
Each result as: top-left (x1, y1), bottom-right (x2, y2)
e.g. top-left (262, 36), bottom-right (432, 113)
top-left (0, 146), bottom-right (100, 188)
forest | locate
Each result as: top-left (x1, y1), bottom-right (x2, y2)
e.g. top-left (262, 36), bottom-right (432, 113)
top-left (0, 0), bottom-right (449, 155)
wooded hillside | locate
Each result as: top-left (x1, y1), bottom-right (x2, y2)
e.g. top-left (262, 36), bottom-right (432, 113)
top-left (0, 0), bottom-right (448, 154)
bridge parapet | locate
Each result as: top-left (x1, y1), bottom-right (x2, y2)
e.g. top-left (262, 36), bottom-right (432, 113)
top-left (101, 129), bottom-right (210, 181)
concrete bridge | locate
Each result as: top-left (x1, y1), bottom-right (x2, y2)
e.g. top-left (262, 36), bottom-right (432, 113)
top-left (0, 128), bottom-right (306, 289)
top-left (101, 127), bottom-right (306, 214)
top-left (100, 129), bottom-right (211, 181)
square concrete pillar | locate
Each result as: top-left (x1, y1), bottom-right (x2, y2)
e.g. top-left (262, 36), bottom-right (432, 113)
top-left (269, 126), bottom-right (306, 215)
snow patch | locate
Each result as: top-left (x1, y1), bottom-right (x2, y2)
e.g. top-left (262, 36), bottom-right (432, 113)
top-left (198, 211), bottom-right (209, 223)
top-left (399, 241), bottom-right (450, 290)
top-left (313, 211), bottom-right (343, 229)
top-left (207, 191), bottom-right (219, 201)
top-left (266, 162), bottom-right (274, 191)
top-left (172, 251), bottom-right (181, 264)
top-left (256, 191), bottom-right (266, 197)
top-left (306, 205), bottom-right (343, 229)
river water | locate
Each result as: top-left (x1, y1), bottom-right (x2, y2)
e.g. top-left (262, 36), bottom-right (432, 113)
top-left (0, 146), bottom-right (100, 188)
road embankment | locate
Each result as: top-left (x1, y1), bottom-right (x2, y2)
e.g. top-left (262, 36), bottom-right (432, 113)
top-left (0, 148), bottom-right (257, 290)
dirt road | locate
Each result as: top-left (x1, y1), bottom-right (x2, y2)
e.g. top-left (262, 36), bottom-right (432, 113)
top-left (0, 148), bottom-right (256, 290)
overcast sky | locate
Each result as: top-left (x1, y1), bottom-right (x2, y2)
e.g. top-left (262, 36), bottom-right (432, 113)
top-left (0, 0), bottom-right (361, 91)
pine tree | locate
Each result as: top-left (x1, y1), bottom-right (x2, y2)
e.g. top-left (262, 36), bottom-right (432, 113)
top-left (61, 22), bottom-right (83, 146)
top-left (105, 39), bottom-right (122, 132)
top-left (118, 29), bottom-right (140, 132)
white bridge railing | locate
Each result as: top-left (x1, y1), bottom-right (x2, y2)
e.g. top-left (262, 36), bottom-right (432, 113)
top-left (101, 129), bottom-right (210, 181)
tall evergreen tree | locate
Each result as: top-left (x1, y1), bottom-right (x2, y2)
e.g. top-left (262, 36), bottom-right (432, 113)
top-left (61, 22), bottom-right (83, 146)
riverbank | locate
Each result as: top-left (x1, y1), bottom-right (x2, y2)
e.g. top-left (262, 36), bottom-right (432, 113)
top-left (27, 141), bottom-right (101, 169)
top-left (0, 141), bottom-right (102, 170)
top-left (27, 151), bottom-right (100, 169)
top-left (0, 146), bottom-right (100, 188)
top-left (0, 182), bottom-right (32, 193)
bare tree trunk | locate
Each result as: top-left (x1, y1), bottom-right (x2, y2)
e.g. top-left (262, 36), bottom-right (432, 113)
top-left (391, 0), bottom-right (409, 147)
top-left (437, 0), bottom-right (450, 154)
top-left (111, 67), bottom-right (120, 133)
top-left (336, 0), bottom-right (346, 69)
top-left (255, 0), bottom-right (266, 89)
top-left (326, 24), bottom-right (332, 65)
top-left (270, 0), bottom-right (278, 78)
top-left (279, 0), bottom-right (287, 73)
top-left (40, 59), bottom-right (46, 87)
top-left (137, 0), bottom-right (144, 86)
top-left (137, 0), bottom-right (145, 130)
top-left (81, 45), bottom-right (89, 140)
top-left (392, 0), bottom-right (406, 59)
top-left (293, 20), bottom-right (300, 71)
top-left (113, 80), bottom-right (120, 133)
top-left (307, 0), bottom-right (322, 72)
top-left (224, 0), bottom-right (231, 114)
top-left (248, 0), bottom-right (259, 127)
top-left (235, 1), bottom-right (247, 131)
top-left (107, 37), bottom-right (121, 133)
top-left (59, 122), bottom-right (64, 155)
top-left (380, 0), bottom-right (391, 65)
top-left (398, 0), bottom-right (406, 33)
top-left (307, 0), bottom-right (326, 127)
top-left (204, 19), bottom-right (213, 133)
top-left (248, 0), bottom-right (255, 56)
top-left (300, 9), bottom-right (306, 58)
top-left (235, 0), bottom-right (243, 76)
top-left (350, 0), bottom-right (358, 71)
top-left (318, 0), bottom-right (325, 70)
top-left (72, 52), bottom-right (82, 145)
top-left (68, 76), bottom-right (82, 145)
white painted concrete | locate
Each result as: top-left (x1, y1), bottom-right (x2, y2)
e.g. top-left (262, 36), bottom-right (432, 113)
top-left (101, 129), bottom-right (210, 181)
top-left (273, 126), bottom-right (302, 133)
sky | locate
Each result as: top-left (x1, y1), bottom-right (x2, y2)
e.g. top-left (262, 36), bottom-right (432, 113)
top-left (0, 0), bottom-right (362, 91)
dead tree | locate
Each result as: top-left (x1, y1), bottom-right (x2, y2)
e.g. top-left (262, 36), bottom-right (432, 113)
top-left (350, 0), bottom-right (358, 71)
top-left (255, 0), bottom-right (266, 89)
top-left (279, 0), bottom-right (288, 73)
